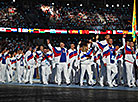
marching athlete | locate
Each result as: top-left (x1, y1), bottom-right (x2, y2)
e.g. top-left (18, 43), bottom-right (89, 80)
top-left (47, 39), bottom-right (70, 85)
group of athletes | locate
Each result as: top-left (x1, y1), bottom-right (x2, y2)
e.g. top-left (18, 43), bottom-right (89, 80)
top-left (0, 34), bottom-right (138, 88)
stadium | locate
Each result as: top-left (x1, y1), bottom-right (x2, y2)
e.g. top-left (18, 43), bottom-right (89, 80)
top-left (0, 0), bottom-right (138, 102)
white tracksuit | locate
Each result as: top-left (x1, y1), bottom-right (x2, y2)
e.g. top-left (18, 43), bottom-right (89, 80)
top-left (41, 55), bottom-right (52, 84)
top-left (6, 57), bottom-right (12, 82)
top-left (18, 55), bottom-right (26, 83)
top-left (0, 54), bottom-right (2, 81)
top-left (123, 38), bottom-right (136, 86)
top-left (136, 49), bottom-right (138, 67)
top-left (103, 45), bottom-right (118, 86)
top-left (25, 50), bottom-right (35, 84)
top-left (1, 52), bottom-right (9, 83)
top-left (36, 50), bottom-right (43, 81)
top-left (93, 40), bottom-right (108, 86)
top-left (68, 49), bottom-right (78, 80)
top-left (78, 45), bottom-right (94, 86)
top-left (9, 57), bottom-right (17, 81)
top-left (48, 43), bottom-right (70, 85)
top-left (16, 54), bottom-right (23, 82)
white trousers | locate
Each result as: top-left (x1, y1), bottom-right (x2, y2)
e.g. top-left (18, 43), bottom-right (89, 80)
top-left (107, 63), bottom-right (118, 85)
top-left (68, 61), bottom-right (76, 79)
top-left (57, 63), bottom-right (70, 85)
top-left (41, 65), bottom-right (52, 84)
top-left (1, 64), bottom-right (6, 82)
top-left (25, 65), bottom-right (34, 84)
top-left (0, 63), bottom-right (2, 81)
top-left (125, 62), bottom-right (135, 86)
top-left (80, 64), bottom-right (93, 85)
top-left (6, 66), bottom-right (12, 82)
top-left (18, 66), bottom-right (25, 83)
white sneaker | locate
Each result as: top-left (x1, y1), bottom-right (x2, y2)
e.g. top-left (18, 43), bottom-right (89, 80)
top-left (132, 83), bottom-right (136, 87)
top-left (112, 81), bottom-right (118, 87)
top-left (109, 84), bottom-right (113, 88)
top-left (99, 81), bottom-right (104, 87)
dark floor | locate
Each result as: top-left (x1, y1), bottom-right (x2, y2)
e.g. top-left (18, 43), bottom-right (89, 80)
top-left (0, 85), bottom-right (138, 102)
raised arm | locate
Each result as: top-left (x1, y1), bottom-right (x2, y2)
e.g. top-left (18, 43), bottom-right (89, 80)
top-left (47, 39), bottom-right (53, 52)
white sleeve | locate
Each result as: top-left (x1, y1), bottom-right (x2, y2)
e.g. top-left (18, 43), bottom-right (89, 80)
top-left (48, 43), bottom-right (53, 52)
top-left (25, 52), bottom-right (29, 66)
top-left (122, 38), bottom-right (126, 47)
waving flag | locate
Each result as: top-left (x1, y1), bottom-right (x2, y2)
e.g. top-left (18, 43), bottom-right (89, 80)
top-left (52, 47), bottom-right (61, 57)
top-left (27, 54), bottom-right (33, 61)
top-left (132, 0), bottom-right (137, 42)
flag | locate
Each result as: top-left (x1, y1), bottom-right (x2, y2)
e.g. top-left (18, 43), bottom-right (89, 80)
top-left (34, 29), bottom-right (40, 33)
top-left (132, 0), bottom-right (137, 42)
top-left (6, 28), bottom-right (11, 32)
top-left (11, 28), bottom-right (17, 32)
top-left (39, 29), bottom-right (45, 33)
top-left (0, 28), bottom-right (6, 32)
top-left (28, 29), bottom-right (33, 33)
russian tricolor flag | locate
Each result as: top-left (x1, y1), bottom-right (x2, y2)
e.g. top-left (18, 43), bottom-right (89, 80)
top-left (52, 47), bottom-right (61, 57)
top-left (27, 54), bottom-right (33, 61)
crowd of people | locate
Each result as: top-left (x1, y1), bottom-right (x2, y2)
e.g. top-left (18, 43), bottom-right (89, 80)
top-left (0, 2), bottom-right (27, 28)
top-left (39, 4), bottom-right (132, 30)
top-left (0, 34), bottom-right (138, 88)
top-left (0, 1), bottom-right (132, 30)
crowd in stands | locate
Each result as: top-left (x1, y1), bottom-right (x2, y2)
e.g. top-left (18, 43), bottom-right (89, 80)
top-left (0, 1), bottom-right (133, 30)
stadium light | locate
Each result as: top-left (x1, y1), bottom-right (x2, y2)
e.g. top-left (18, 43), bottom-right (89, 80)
top-left (80, 4), bottom-right (83, 7)
top-left (52, 3), bottom-right (54, 5)
top-left (117, 4), bottom-right (119, 7)
top-left (112, 5), bottom-right (114, 7)
top-left (67, 3), bottom-right (69, 6)
top-left (123, 5), bottom-right (125, 7)
top-left (106, 4), bottom-right (109, 7)
top-left (128, 4), bottom-right (130, 6)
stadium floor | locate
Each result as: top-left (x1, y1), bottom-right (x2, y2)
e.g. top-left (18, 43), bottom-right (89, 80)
top-left (1, 82), bottom-right (138, 102)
